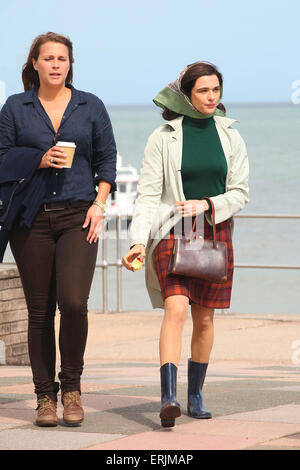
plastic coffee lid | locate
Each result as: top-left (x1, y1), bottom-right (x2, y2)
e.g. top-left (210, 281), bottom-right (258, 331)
top-left (56, 141), bottom-right (76, 147)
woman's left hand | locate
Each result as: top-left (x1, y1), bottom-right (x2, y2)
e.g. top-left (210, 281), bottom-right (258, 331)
top-left (175, 199), bottom-right (209, 217)
top-left (82, 204), bottom-right (104, 244)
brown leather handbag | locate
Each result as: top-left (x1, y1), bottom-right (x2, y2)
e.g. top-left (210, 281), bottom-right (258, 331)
top-left (167, 198), bottom-right (228, 283)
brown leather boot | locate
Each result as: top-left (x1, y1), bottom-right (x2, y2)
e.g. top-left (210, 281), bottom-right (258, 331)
top-left (35, 396), bottom-right (58, 427)
top-left (62, 391), bottom-right (84, 426)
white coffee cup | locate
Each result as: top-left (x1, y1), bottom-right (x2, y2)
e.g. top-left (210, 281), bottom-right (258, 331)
top-left (56, 141), bottom-right (76, 168)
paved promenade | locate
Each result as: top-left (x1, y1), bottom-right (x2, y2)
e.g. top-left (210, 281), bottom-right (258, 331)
top-left (1, 310), bottom-right (300, 451)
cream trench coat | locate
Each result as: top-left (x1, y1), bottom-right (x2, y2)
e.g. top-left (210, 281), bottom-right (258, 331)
top-left (130, 115), bottom-right (249, 309)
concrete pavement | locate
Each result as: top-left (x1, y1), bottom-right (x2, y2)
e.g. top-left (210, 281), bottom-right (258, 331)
top-left (0, 310), bottom-right (300, 451)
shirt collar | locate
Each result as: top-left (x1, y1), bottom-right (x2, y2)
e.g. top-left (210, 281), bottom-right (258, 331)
top-left (22, 84), bottom-right (87, 105)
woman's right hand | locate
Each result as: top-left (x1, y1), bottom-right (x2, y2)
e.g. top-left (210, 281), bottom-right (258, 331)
top-left (122, 244), bottom-right (146, 271)
top-left (38, 146), bottom-right (67, 169)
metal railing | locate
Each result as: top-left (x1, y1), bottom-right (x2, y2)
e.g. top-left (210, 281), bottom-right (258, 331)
top-left (98, 215), bottom-right (123, 313)
top-left (233, 213), bottom-right (300, 270)
top-left (97, 213), bottom-right (300, 312)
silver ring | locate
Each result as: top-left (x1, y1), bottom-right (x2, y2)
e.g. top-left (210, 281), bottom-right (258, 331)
top-left (50, 159), bottom-right (53, 163)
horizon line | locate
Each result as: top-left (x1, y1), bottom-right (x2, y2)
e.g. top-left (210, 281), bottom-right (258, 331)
top-left (106, 100), bottom-right (294, 107)
top-left (0, 100), bottom-right (296, 109)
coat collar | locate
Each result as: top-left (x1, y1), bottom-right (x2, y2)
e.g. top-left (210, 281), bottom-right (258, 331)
top-left (164, 115), bottom-right (238, 162)
top-left (165, 114), bottom-right (238, 134)
top-left (163, 113), bottom-right (237, 186)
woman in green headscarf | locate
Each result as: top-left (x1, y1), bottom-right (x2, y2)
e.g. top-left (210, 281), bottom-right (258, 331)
top-left (123, 62), bottom-right (249, 427)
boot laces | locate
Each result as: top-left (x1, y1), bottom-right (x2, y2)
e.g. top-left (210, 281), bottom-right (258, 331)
top-left (36, 395), bottom-right (56, 412)
top-left (63, 391), bottom-right (81, 406)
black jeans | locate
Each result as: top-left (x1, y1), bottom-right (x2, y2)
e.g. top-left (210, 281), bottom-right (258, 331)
top-left (10, 202), bottom-right (98, 401)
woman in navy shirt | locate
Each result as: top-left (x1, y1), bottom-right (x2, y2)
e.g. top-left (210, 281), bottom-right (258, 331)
top-left (0, 32), bottom-right (117, 427)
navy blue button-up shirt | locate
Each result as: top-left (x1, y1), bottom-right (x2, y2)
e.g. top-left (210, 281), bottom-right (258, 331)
top-left (0, 85), bottom-right (117, 202)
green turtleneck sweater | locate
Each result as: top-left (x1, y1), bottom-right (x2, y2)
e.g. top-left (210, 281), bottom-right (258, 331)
top-left (181, 116), bottom-right (227, 200)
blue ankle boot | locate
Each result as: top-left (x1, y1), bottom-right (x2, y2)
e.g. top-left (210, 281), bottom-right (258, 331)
top-left (160, 362), bottom-right (181, 427)
top-left (187, 359), bottom-right (212, 419)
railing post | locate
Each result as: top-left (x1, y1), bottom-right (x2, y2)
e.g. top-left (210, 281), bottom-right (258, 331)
top-left (116, 214), bottom-right (122, 312)
top-left (102, 235), bottom-right (108, 313)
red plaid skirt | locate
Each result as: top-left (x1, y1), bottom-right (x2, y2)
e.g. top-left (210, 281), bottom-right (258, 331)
top-left (154, 218), bottom-right (234, 309)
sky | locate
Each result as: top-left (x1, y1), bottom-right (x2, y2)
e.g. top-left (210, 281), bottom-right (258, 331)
top-left (0, 0), bottom-right (300, 105)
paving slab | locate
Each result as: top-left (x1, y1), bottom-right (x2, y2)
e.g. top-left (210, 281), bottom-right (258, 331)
top-left (0, 428), bottom-right (124, 450)
top-left (83, 419), bottom-right (300, 451)
top-left (222, 404), bottom-right (300, 424)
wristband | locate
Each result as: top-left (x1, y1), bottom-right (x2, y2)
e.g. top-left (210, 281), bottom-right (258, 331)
top-left (93, 200), bottom-right (107, 211)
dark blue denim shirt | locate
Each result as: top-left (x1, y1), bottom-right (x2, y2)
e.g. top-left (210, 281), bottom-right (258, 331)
top-left (0, 85), bottom-right (117, 202)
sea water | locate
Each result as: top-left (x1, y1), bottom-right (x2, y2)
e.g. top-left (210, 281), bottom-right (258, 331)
top-left (3, 103), bottom-right (300, 315)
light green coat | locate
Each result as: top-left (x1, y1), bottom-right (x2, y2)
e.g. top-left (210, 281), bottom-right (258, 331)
top-left (130, 115), bottom-right (249, 309)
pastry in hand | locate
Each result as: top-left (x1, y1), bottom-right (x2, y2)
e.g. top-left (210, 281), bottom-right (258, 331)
top-left (131, 256), bottom-right (143, 271)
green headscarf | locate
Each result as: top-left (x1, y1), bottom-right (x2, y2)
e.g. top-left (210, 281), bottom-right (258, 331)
top-left (153, 63), bottom-right (225, 119)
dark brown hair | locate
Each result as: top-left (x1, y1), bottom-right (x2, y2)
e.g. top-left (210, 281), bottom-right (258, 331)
top-left (22, 32), bottom-right (74, 91)
top-left (162, 61), bottom-right (226, 120)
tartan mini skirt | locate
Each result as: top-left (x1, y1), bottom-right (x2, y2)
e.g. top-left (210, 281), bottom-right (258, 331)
top-left (154, 217), bottom-right (234, 309)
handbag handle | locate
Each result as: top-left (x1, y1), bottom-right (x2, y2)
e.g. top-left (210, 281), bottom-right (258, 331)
top-left (191, 197), bottom-right (217, 249)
